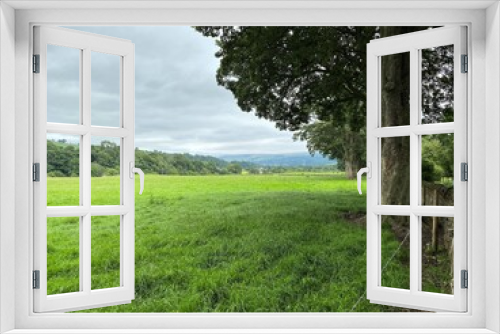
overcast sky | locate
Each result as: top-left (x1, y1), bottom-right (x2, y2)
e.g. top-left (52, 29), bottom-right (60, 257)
top-left (50, 26), bottom-right (308, 155)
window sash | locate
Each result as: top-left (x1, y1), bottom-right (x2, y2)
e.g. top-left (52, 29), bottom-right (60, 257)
top-left (32, 25), bottom-right (136, 313)
top-left (366, 26), bottom-right (467, 312)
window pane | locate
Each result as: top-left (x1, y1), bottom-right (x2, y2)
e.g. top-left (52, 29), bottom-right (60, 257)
top-left (47, 217), bottom-right (80, 295)
top-left (91, 215), bottom-right (121, 289)
top-left (91, 52), bottom-right (121, 127)
top-left (421, 45), bottom-right (454, 124)
top-left (421, 216), bottom-right (454, 294)
top-left (381, 52), bottom-right (410, 127)
top-left (421, 133), bottom-right (454, 206)
top-left (47, 134), bottom-right (80, 206)
top-left (91, 137), bottom-right (121, 205)
top-left (47, 44), bottom-right (80, 124)
top-left (381, 215), bottom-right (410, 290)
top-left (381, 136), bottom-right (410, 205)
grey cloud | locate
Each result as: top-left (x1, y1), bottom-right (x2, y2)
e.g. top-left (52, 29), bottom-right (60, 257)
top-left (52, 26), bottom-right (308, 155)
top-left (91, 51), bottom-right (120, 126)
top-left (47, 44), bottom-right (80, 124)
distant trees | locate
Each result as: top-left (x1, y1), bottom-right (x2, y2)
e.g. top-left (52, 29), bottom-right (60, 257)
top-left (91, 162), bottom-right (106, 177)
top-left (91, 140), bottom-right (120, 176)
top-left (47, 140), bottom-right (340, 177)
top-left (293, 118), bottom-right (366, 179)
top-left (226, 163), bottom-right (243, 174)
top-left (247, 167), bottom-right (261, 174)
top-left (47, 140), bottom-right (251, 177)
top-left (47, 139), bottom-right (79, 177)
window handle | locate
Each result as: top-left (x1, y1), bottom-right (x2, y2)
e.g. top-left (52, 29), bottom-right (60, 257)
top-left (129, 162), bottom-right (145, 195)
top-left (357, 162), bottom-right (371, 195)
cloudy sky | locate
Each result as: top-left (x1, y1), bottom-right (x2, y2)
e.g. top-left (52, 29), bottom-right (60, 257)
top-left (49, 26), bottom-right (308, 155)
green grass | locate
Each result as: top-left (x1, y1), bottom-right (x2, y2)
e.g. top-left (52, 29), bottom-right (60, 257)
top-left (46, 173), bottom-right (423, 312)
top-left (47, 217), bottom-right (80, 294)
top-left (381, 218), bottom-right (410, 290)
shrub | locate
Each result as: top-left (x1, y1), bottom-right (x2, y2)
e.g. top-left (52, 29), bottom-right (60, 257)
top-left (48, 171), bottom-right (65, 177)
top-left (91, 162), bottom-right (105, 177)
top-left (105, 168), bottom-right (120, 176)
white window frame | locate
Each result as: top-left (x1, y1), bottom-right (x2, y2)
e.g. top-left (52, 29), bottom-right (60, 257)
top-left (366, 26), bottom-right (467, 312)
top-left (33, 25), bottom-right (136, 313)
top-left (1, 1), bottom-right (499, 333)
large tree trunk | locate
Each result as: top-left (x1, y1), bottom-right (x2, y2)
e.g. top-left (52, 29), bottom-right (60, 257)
top-left (344, 158), bottom-right (359, 180)
top-left (379, 27), bottom-right (424, 206)
top-left (345, 160), bottom-right (355, 180)
top-left (344, 132), bottom-right (360, 180)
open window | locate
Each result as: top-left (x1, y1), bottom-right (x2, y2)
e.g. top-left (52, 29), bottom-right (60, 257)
top-left (364, 26), bottom-right (467, 312)
top-left (33, 26), bottom-right (139, 312)
top-left (33, 24), bottom-right (468, 314)
top-left (3, 0), bottom-right (493, 329)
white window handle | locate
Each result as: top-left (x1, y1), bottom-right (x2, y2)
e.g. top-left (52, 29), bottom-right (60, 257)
top-left (129, 162), bottom-right (145, 195)
top-left (357, 162), bottom-right (371, 195)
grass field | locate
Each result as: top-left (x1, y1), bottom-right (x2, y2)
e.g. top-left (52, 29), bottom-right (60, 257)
top-left (47, 173), bottom-right (421, 312)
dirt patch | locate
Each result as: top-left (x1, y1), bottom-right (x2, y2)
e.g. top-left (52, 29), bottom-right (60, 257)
top-left (339, 212), bottom-right (366, 227)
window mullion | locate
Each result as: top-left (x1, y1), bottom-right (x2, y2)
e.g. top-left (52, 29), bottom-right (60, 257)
top-left (409, 48), bottom-right (419, 293)
top-left (82, 47), bottom-right (91, 209)
top-left (82, 47), bottom-right (92, 294)
top-left (416, 48), bottom-right (424, 293)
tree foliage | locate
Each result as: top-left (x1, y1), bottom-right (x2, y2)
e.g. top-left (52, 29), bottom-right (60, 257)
top-left (47, 139), bottom-right (79, 177)
top-left (421, 45), bottom-right (454, 124)
top-left (194, 26), bottom-right (376, 179)
top-left (422, 134), bottom-right (454, 183)
top-left (195, 26), bottom-right (374, 132)
top-left (47, 140), bottom-right (339, 177)
top-left (293, 118), bottom-right (366, 178)
top-left (195, 26), bottom-right (453, 182)
top-left (47, 140), bottom-right (251, 177)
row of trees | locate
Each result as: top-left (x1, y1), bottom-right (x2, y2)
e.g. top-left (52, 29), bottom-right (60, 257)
top-left (47, 139), bottom-right (252, 177)
top-left (48, 134), bottom-right (449, 180)
top-left (47, 140), bottom-right (79, 177)
top-left (47, 139), bottom-right (341, 177)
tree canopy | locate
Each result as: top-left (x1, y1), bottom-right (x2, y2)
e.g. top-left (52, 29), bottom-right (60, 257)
top-left (195, 26), bottom-right (453, 185)
top-left (195, 26), bottom-right (374, 132)
top-left (194, 26), bottom-right (376, 178)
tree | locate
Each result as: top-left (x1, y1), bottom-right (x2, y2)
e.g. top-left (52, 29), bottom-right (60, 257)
top-left (379, 27), bottom-right (412, 205)
top-left (91, 162), bottom-right (105, 177)
top-left (293, 104), bottom-right (366, 179)
top-left (47, 139), bottom-right (79, 177)
top-left (195, 26), bottom-right (453, 208)
top-left (195, 26), bottom-right (376, 178)
top-left (422, 134), bottom-right (454, 184)
top-left (378, 27), bottom-right (453, 206)
top-left (421, 45), bottom-right (454, 124)
top-left (227, 163), bottom-right (243, 174)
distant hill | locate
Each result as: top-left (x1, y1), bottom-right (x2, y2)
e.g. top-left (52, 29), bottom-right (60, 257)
top-left (47, 139), bottom-right (336, 176)
top-left (47, 139), bottom-right (253, 176)
top-left (217, 153), bottom-right (336, 167)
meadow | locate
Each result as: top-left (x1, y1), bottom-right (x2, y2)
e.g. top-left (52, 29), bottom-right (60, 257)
top-left (47, 173), bottom-right (422, 312)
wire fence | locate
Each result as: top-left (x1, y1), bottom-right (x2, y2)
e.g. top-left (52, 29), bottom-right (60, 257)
top-left (350, 231), bottom-right (411, 312)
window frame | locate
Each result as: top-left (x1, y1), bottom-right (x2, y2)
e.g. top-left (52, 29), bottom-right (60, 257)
top-left (366, 26), bottom-right (467, 312)
top-left (33, 25), bottom-right (136, 312)
top-left (3, 2), bottom-right (496, 333)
